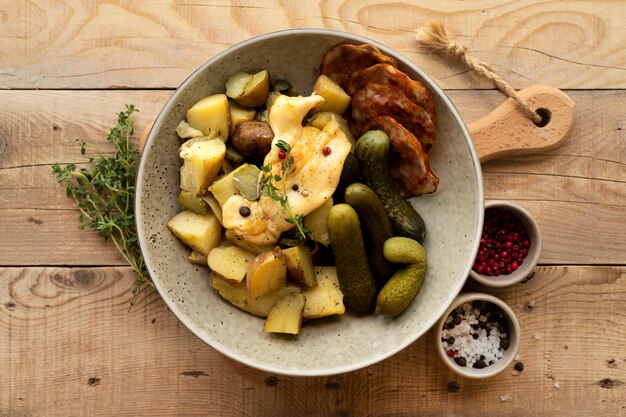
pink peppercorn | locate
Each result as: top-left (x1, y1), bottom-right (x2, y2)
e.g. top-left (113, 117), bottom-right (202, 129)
top-left (473, 208), bottom-right (531, 277)
top-left (322, 146), bottom-right (332, 156)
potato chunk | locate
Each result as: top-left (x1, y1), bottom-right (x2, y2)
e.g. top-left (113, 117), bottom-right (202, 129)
top-left (212, 276), bottom-right (300, 317)
top-left (264, 293), bottom-right (305, 335)
top-left (179, 138), bottom-right (226, 196)
top-left (302, 266), bottom-right (345, 319)
top-left (226, 70), bottom-right (270, 108)
top-left (208, 163), bottom-right (256, 208)
top-left (229, 101), bottom-right (256, 134)
top-left (304, 197), bottom-right (333, 245)
top-left (282, 246), bottom-right (317, 287)
top-left (207, 245), bottom-right (256, 286)
top-left (167, 210), bottom-right (222, 256)
top-left (246, 250), bottom-right (287, 298)
top-left (311, 74), bottom-right (351, 115)
top-left (186, 94), bottom-right (230, 138)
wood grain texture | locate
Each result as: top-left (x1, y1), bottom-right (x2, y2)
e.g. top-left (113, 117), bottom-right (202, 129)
top-left (0, 1), bottom-right (624, 90)
top-left (1, 265), bottom-right (624, 417)
top-left (1, 89), bottom-right (624, 266)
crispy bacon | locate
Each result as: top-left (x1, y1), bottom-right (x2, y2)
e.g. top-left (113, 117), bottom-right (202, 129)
top-left (351, 82), bottom-right (436, 153)
top-left (363, 116), bottom-right (438, 197)
top-left (319, 43), bottom-right (398, 90)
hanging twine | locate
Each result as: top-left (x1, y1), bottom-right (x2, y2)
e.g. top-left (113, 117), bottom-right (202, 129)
top-left (416, 21), bottom-right (542, 125)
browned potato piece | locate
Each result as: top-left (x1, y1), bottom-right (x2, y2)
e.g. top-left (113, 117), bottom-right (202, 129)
top-left (231, 120), bottom-right (274, 158)
top-left (246, 249), bottom-right (287, 298)
top-left (225, 70), bottom-right (270, 108)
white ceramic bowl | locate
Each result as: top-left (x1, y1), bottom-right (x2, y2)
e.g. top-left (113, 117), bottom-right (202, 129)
top-left (469, 200), bottom-right (541, 287)
top-left (434, 292), bottom-right (520, 379)
top-left (136, 29), bottom-right (484, 376)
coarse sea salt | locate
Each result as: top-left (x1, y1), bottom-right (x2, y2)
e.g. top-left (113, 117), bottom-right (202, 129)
top-left (441, 301), bottom-right (510, 368)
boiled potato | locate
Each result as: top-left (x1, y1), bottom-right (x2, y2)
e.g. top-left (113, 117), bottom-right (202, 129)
top-left (179, 138), bottom-right (226, 196)
top-left (167, 210), bottom-right (222, 256)
top-left (225, 70), bottom-right (270, 108)
top-left (207, 163), bottom-right (256, 208)
top-left (282, 246), bottom-right (317, 288)
top-left (211, 276), bottom-right (300, 317)
top-left (207, 245), bottom-right (256, 286)
top-left (186, 94), bottom-right (230, 138)
top-left (189, 250), bottom-right (208, 265)
top-left (229, 101), bottom-right (256, 134)
top-left (247, 250), bottom-right (287, 298)
top-left (311, 74), bottom-right (351, 115)
top-left (176, 120), bottom-right (204, 139)
top-left (264, 292), bottom-right (305, 335)
top-left (302, 266), bottom-right (345, 319)
top-left (304, 197), bottom-right (333, 245)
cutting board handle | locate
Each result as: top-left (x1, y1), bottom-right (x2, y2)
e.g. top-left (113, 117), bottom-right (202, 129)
top-left (468, 85), bottom-right (575, 163)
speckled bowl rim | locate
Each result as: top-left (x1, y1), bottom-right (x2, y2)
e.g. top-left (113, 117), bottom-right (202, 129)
top-left (469, 200), bottom-right (541, 288)
top-left (136, 28), bottom-right (484, 376)
top-left (434, 292), bottom-right (521, 379)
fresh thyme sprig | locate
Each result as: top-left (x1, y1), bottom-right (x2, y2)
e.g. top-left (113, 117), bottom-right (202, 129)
top-left (52, 104), bottom-right (150, 306)
top-left (260, 140), bottom-right (311, 241)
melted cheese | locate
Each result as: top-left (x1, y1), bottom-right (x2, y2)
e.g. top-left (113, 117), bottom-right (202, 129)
top-left (222, 94), bottom-right (351, 245)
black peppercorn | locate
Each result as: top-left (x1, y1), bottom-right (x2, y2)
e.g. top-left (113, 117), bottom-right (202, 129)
top-left (239, 206), bottom-right (251, 217)
top-left (474, 359), bottom-right (486, 369)
top-left (291, 184), bottom-right (299, 191)
top-left (447, 336), bottom-right (455, 344)
top-left (514, 362), bottom-right (524, 372)
top-left (500, 338), bottom-right (510, 350)
top-left (454, 357), bottom-right (467, 367)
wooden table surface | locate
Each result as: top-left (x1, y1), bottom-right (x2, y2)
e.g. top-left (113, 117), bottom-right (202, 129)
top-left (1, 1), bottom-right (625, 416)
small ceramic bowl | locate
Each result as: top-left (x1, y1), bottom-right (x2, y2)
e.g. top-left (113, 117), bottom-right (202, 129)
top-left (469, 200), bottom-right (541, 287)
top-left (435, 292), bottom-right (520, 379)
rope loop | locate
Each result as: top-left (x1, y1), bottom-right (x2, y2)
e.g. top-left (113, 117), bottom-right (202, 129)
top-left (416, 21), bottom-right (542, 124)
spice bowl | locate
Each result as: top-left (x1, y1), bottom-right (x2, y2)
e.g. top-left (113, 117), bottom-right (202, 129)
top-left (469, 200), bottom-right (541, 287)
top-left (435, 292), bottom-right (521, 379)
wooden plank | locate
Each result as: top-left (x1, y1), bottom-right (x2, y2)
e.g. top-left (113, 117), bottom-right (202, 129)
top-left (0, 1), bottom-right (624, 90)
top-left (1, 89), bottom-right (624, 266)
top-left (1, 266), bottom-right (624, 416)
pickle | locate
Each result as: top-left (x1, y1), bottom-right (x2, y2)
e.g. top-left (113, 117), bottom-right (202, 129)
top-left (327, 204), bottom-right (377, 314)
top-left (375, 237), bottom-right (427, 317)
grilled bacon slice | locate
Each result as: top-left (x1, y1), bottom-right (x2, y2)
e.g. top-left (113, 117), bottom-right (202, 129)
top-left (363, 116), bottom-right (439, 198)
top-left (351, 82), bottom-right (436, 153)
top-left (319, 43), bottom-right (398, 90)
